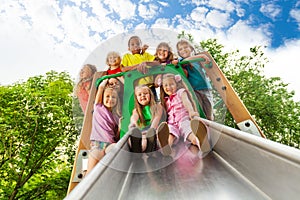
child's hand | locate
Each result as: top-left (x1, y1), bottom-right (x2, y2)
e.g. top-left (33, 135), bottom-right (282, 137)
top-left (99, 79), bottom-right (108, 87)
top-left (200, 54), bottom-right (211, 65)
top-left (141, 44), bottom-right (149, 53)
top-left (171, 59), bottom-right (178, 65)
top-left (137, 62), bottom-right (149, 74)
top-left (128, 123), bottom-right (136, 129)
top-left (189, 111), bottom-right (199, 119)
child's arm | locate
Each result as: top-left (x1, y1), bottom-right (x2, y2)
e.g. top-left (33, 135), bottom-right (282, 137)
top-left (121, 64), bottom-right (139, 72)
top-left (141, 44), bottom-right (149, 54)
top-left (184, 54), bottom-right (211, 66)
top-left (95, 79), bottom-right (108, 104)
top-left (85, 81), bottom-right (92, 95)
top-left (128, 109), bottom-right (139, 128)
top-left (181, 91), bottom-right (199, 119)
top-left (150, 104), bottom-right (163, 129)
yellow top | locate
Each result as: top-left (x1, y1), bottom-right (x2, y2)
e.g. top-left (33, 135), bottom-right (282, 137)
top-left (122, 52), bottom-right (155, 85)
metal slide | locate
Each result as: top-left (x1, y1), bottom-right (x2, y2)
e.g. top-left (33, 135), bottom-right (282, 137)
top-left (65, 119), bottom-right (300, 200)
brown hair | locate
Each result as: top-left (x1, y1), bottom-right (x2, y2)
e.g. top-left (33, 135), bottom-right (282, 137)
top-left (160, 73), bottom-right (197, 112)
top-left (154, 42), bottom-right (175, 64)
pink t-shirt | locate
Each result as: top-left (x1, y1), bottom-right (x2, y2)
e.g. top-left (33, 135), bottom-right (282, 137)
top-left (165, 88), bottom-right (190, 125)
top-left (77, 81), bottom-right (91, 113)
top-left (90, 103), bottom-right (119, 143)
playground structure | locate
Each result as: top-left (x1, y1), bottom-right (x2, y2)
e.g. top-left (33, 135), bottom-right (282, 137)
top-left (66, 53), bottom-right (300, 199)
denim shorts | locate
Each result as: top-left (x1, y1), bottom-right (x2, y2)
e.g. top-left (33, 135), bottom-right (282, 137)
top-left (90, 140), bottom-right (111, 151)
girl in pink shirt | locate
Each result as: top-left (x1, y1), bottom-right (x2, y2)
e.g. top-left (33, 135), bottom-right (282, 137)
top-left (75, 64), bottom-right (97, 113)
top-left (159, 73), bottom-right (210, 152)
top-left (86, 78), bottom-right (121, 175)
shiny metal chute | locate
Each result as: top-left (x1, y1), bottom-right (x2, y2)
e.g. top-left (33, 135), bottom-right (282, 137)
top-left (65, 119), bottom-right (300, 200)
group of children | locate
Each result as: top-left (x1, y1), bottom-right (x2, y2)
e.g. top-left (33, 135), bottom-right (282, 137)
top-left (75, 35), bottom-right (214, 175)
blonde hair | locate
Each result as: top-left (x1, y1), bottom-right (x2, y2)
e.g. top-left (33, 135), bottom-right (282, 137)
top-left (105, 51), bottom-right (121, 66)
top-left (134, 85), bottom-right (158, 127)
top-left (75, 64), bottom-right (97, 96)
top-left (176, 39), bottom-right (196, 57)
top-left (104, 87), bottom-right (122, 117)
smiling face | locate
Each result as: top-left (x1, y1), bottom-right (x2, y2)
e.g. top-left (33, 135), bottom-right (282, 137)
top-left (128, 36), bottom-right (142, 54)
top-left (107, 52), bottom-right (121, 69)
top-left (162, 77), bottom-right (177, 96)
top-left (177, 42), bottom-right (193, 59)
top-left (135, 86), bottom-right (151, 106)
top-left (103, 88), bottom-right (118, 110)
top-left (156, 46), bottom-right (169, 62)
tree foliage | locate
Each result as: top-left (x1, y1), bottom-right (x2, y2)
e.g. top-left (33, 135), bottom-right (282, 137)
top-left (0, 71), bottom-right (78, 200)
top-left (189, 38), bottom-right (299, 149)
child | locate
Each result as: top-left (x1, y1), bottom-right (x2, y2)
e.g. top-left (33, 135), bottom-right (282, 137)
top-left (95, 77), bottom-right (124, 105)
top-left (176, 39), bottom-right (214, 121)
top-left (86, 78), bottom-right (122, 175)
top-left (75, 64), bottom-right (97, 113)
top-left (106, 51), bottom-right (122, 75)
top-left (154, 42), bottom-right (178, 65)
top-left (121, 35), bottom-right (155, 73)
top-left (158, 73), bottom-right (210, 153)
top-left (121, 35), bottom-right (156, 86)
top-left (128, 85), bottom-right (172, 156)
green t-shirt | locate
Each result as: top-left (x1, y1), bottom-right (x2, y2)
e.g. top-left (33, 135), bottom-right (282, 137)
top-left (138, 105), bottom-right (152, 128)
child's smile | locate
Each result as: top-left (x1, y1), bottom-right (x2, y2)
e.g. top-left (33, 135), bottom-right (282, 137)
top-left (162, 78), bottom-right (177, 96)
top-left (135, 87), bottom-right (151, 106)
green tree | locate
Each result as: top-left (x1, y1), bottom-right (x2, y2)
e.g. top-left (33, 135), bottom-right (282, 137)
top-left (0, 71), bottom-right (78, 200)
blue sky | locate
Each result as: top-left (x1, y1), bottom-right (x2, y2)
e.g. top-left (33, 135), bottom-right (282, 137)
top-left (1, 0), bottom-right (300, 100)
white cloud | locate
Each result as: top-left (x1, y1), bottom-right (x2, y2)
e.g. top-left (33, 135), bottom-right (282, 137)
top-left (103, 0), bottom-right (137, 20)
top-left (220, 20), bottom-right (271, 53)
top-left (265, 39), bottom-right (300, 101)
top-left (157, 1), bottom-right (169, 7)
top-left (152, 18), bottom-right (171, 28)
top-left (206, 9), bottom-right (232, 28)
top-left (208, 0), bottom-right (235, 12)
top-left (290, 9), bottom-right (300, 29)
top-left (260, 3), bottom-right (281, 21)
top-left (138, 3), bottom-right (160, 20)
top-left (190, 7), bottom-right (208, 22)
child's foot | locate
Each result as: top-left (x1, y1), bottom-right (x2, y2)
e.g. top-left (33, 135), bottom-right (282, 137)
top-left (145, 128), bottom-right (156, 153)
top-left (190, 119), bottom-right (210, 153)
top-left (157, 122), bottom-right (172, 156)
top-left (129, 127), bottom-right (142, 153)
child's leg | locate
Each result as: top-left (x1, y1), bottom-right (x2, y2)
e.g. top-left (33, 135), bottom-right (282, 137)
top-left (86, 149), bottom-right (105, 175)
top-left (168, 134), bottom-right (176, 147)
top-left (157, 122), bottom-right (172, 156)
top-left (187, 132), bottom-right (200, 149)
top-left (128, 127), bottom-right (143, 153)
top-left (141, 133), bottom-right (147, 152)
top-left (195, 90), bottom-right (214, 121)
top-left (145, 128), bottom-right (156, 153)
top-left (105, 143), bottom-right (116, 154)
top-left (190, 118), bottom-right (210, 153)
